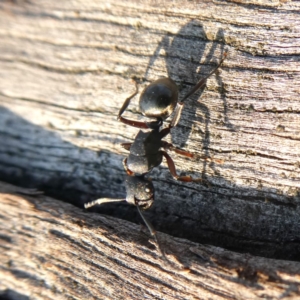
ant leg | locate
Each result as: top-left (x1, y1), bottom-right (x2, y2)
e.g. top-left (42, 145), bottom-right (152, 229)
top-left (180, 51), bottom-right (227, 103)
top-left (161, 141), bottom-right (194, 158)
top-left (121, 143), bottom-right (132, 151)
top-left (169, 102), bottom-right (185, 128)
top-left (118, 80), bottom-right (138, 118)
top-left (118, 116), bottom-right (150, 129)
top-left (117, 81), bottom-right (150, 129)
top-left (199, 155), bottom-right (224, 164)
top-left (161, 151), bottom-right (203, 182)
top-left (122, 158), bottom-right (134, 176)
top-left (162, 141), bottom-right (224, 164)
top-left (136, 205), bottom-right (165, 257)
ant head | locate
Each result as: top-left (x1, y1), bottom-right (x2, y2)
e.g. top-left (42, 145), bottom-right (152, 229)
top-left (125, 175), bottom-right (154, 209)
top-left (139, 77), bottom-right (178, 120)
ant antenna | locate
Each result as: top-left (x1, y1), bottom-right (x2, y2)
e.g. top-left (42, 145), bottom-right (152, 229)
top-left (137, 206), bottom-right (190, 272)
top-left (85, 198), bottom-right (189, 271)
top-left (85, 198), bottom-right (165, 257)
top-left (84, 198), bottom-right (126, 209)
top-left (136, 205), bottom-right (165, 257)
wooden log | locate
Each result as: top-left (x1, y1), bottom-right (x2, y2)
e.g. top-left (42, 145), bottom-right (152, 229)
top-left (0, 0), bottom-right (299, 274)
top-left (1, 181), bottom-right (300, 299)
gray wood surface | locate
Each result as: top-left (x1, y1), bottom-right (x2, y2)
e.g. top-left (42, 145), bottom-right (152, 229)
top-left (1, 181), bottom-right (300, 300)
top-left (0, 1), bottom-right (300, 295)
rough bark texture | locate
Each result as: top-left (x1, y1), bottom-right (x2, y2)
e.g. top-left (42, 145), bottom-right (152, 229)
top-left (1, 181), bottom-right (300, 300)
top-left (0, 0), bottom-right (300, 297)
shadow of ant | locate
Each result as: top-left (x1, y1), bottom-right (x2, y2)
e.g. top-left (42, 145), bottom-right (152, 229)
top-left (140, 20), bottom-right (234, 184)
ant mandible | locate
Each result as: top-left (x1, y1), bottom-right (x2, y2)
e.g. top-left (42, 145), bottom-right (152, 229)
top-left (85, 52), bottom-right (227, 260)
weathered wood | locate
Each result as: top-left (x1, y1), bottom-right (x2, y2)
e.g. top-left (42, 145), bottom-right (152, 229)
top-left (0, 0), bottom-right (299, 266)
top-left (1, 181), bottom-right (300, 300)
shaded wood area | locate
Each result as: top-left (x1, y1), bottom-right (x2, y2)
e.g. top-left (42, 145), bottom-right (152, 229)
top-left (0, 0), bottom-right (300, 297)
top-left (0, 181), bottom-right (300, 299)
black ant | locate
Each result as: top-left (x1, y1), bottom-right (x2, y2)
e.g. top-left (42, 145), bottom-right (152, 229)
top-left (85, 52), bottom-right (227, 263)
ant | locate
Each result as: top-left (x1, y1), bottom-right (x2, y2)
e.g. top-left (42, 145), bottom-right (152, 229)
top-left (85, 52), bottom-right (227, 263)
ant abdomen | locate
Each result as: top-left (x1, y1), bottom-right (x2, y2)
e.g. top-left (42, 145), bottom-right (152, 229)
top-left (139, 77), bottom-right (178, 120)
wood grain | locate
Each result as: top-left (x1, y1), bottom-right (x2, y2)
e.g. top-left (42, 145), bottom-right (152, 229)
top-left (1, 181), bottom-right (300, 299)
top-left (0, 0), bottom-right (299, 274)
